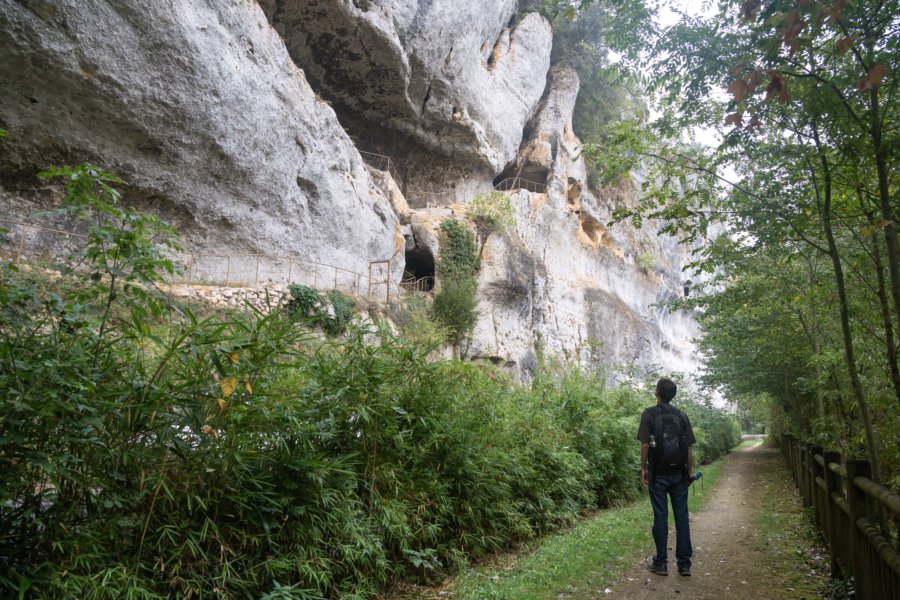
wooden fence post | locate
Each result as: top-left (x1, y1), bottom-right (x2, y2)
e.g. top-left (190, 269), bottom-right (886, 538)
top-left (810, 444), bottom-right (824, 531)
top-left (822, 450), bottom-right (843, 577)
top-left (799, 444), bottom-right (810, 506)
top-left (847, 459), bottom-right (873, 600)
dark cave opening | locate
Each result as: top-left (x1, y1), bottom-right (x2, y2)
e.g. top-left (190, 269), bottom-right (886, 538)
top-left (403, 247), bottom-right (435, 291)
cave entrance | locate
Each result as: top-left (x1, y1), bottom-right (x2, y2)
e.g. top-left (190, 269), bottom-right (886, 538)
top-left (493, 162), bottom-right (549, 192)
top-left (402, 247), bottom-right (435, 293)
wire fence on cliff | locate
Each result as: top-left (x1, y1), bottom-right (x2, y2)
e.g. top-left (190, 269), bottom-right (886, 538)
top-left (1, 160), bottom-right (546, 300)
top-left (0, 219), bottom-right (421, 303)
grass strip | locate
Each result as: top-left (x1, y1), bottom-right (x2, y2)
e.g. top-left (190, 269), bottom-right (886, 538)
top-left (412, 454), bottom-right (729, 599)
top-left (750, 446), bottom-right (834, 599)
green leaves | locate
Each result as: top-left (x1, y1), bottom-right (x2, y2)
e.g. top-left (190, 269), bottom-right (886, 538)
top-left (432, 220), bottom-right (480, 352)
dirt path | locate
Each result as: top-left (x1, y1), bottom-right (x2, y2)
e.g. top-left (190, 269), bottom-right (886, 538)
top-left (607, 443), bottom-right (803, 599)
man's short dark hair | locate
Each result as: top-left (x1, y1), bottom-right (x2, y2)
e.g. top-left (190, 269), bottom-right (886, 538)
top-left (656, 378), bottom-right (677, 402)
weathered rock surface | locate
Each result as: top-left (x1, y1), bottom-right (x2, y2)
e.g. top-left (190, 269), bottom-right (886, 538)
top-left (0, 0), bottom-right (399, 276)
top-left (460, 68), bottom-right (701, 380)
top-left (467, 187), bottom-right (700, 380)
top-left (0, 0), bottom-right (702, 381)
top-left (259, 0), bottom-right (553, 202)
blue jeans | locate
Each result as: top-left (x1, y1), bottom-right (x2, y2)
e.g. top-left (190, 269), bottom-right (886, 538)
top-left (649, 469), bottom-right (692, 569)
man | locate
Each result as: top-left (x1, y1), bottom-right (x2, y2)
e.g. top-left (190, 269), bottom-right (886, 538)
top-left (636, 377), bottom-right (696, 577)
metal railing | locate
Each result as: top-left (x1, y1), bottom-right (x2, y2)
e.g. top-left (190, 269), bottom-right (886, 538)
top-left (0, 219), bottom-right (398, 303)
top-left (493, 177), bottom-right (548, 194)
top-left (398, 275), bottom-right (435, 295)
top-left (782, 435), bottom-right (900, 599)
top-left (359, 150), bottom-right (402, 185)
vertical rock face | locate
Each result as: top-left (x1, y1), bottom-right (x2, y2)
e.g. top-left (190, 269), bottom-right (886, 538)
top-left (258, 0), bottom-right (553, 202)
top-left (0, 0), bottom-right (701, 379)
top-left (0, 0), bottom-right (399, 273)
top-left (464, 66), bottom-right (701, 380)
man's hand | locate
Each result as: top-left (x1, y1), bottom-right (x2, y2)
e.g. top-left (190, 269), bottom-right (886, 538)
top-left (641, 467), bottom-right (649, 486)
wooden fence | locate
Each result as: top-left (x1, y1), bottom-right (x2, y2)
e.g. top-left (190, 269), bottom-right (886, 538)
top-left (781, 435), bottom-right (900, 599)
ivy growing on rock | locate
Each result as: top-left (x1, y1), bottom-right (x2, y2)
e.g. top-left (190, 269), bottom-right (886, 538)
top-left (432, 219), bottom-right (479, 356)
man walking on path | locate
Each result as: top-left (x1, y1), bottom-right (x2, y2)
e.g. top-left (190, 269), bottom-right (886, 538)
top-left (636, 378), bottom-right (697, 577)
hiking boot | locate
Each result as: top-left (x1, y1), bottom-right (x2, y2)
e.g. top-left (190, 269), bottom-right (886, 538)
top-left (678, 566), bottom-right (691, 577)
top-left (646, 557), bottom-right (668, 576)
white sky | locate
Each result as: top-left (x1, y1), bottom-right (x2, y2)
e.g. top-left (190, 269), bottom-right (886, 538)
top-left (654, 0), bottom-right (722, 148)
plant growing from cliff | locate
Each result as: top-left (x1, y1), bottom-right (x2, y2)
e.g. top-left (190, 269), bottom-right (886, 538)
top-left (433, 219), bottom-right (479, 356)
top-left (469, 191), bottom-right (516, 254)
top-left (635, 252), bottom-right (655, 274)
top-left (468, 191), bottom-right (516, 243)
top-left (324, 289), bottom-right (354, 337)
top-left (287, 283), bottom-right (320, 319)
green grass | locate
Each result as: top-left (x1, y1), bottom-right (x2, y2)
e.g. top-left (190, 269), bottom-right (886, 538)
top-left (751, 449), bottom-right (832, 599)
top-left (395, 455), bottom-right (729, 600)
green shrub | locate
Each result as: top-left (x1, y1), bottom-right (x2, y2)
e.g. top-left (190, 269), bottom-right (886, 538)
top-left (635, 252), bottom-right (656, 274)
top-left (0, 168), bottom-right (718, 598)
top-left (468, 191), bottom-right (515, 240)
top-left (391, 296), bottom-right (447, 349)
top-left (433, 220), bottom-right (479, 353)
top-left (323, 289), bottom-right (354, 337)
top-left (674, 392), bottom-right (742, 465)
top-left (287, 283), bottom-right (320, 318)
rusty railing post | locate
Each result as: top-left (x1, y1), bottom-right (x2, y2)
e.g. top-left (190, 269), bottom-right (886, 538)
top-left (15, 230), bottom-right (25, 263)
top-left (385, 258), bottom-right (391, 304)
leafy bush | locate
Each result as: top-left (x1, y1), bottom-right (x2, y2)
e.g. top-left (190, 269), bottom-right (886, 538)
top-left (0, 168), bottom-right (734, 598)
top-left (468, 191), bottom-right (515, 240)
top-left (323, 289), bottom-right (354, 337)
top-left (390, 295), bottom-right (447, 349)
top-left (674, 392), bottom-right (743, 465)
top-left (635, 252), bottom-right (656, 274)
top-left (432, 220), bottom-right (479, 353)
top-left (285, 285), bottom-right (354, 337)
top-left (287, 283), bottom-right (320, 318)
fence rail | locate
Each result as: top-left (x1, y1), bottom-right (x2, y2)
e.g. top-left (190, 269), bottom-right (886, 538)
top-left (0, 219), bottom-right (402, 303)
top-left (359, 150), bottom-right (402, 186)
top-left (398, 275), bottom-right (434, 295)
top-left (493, 177), bottom-right (548, 194)
top-left (781, 435), bottom-right (900, 599)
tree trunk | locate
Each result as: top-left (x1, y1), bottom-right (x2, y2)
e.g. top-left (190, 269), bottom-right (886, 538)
top-left (871, 92), bottom-right (900, 324)
top-left (864, 208), bottom-right (900, 408)
top-left (815, 136), bottom-right (882, 481)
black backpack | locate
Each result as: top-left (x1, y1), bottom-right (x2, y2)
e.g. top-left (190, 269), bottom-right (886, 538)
top-left (650, 406), bottom-right (688, 471)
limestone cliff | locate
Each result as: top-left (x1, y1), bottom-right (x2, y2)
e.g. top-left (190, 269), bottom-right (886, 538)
top-left (0, 0), bottom-right (701, 380)
top-left (0, 0), bottom-right (399, 275)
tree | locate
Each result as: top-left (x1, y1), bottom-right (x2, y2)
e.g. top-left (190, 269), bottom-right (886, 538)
top-left (614, 0), bottom-right (900, 483)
